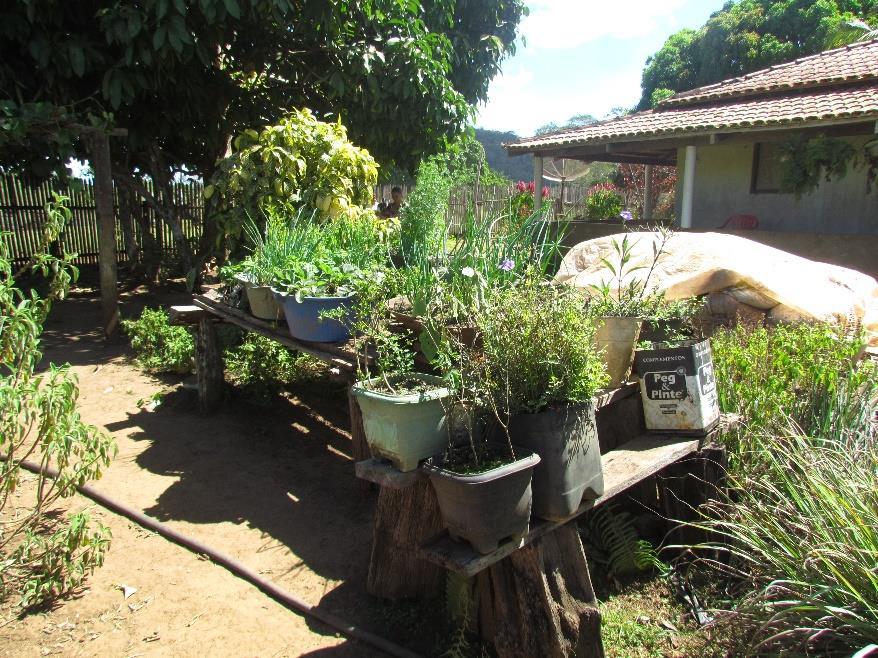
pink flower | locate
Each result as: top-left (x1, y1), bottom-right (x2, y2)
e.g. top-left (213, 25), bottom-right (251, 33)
top-left (541, 186), bottom-right (550, 199)
top-left (526, 181), bottom-right (536, 194)
top-left (515, 180), bottom-right (527, 193)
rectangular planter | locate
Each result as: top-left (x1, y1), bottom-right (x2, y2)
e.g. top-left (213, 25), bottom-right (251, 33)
top-left (423, 449), bottom-right (540, 554)
top-left (351, 374), bottom-right (450, 472)
top-left (507, 402), bottom-right (603, 521)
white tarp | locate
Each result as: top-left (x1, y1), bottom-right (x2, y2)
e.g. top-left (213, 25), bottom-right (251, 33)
top-left (556, 231), bottom-right (878, 346)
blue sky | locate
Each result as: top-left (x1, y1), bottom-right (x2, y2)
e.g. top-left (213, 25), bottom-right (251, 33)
top-left (475, 0), bottom-right (726, 136)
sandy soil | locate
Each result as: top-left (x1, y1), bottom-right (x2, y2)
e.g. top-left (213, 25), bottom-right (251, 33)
top-left (1, 280), bottom-right (443, 657)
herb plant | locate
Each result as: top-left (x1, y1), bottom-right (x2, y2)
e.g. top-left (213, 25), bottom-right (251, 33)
top-left (121, 307), bottom-right (195, 374)
top-left (0, 194), bottom-right (115, 608)
top-left (587, 226), bottom-right (675, 319)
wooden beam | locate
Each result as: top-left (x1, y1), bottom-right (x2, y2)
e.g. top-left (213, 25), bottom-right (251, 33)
top-left (87, 131), bottom-right (119, 338)
top-left (532, 155), bottom-right (544, 210)
top-left (418, 414), bottom-right (739, 577)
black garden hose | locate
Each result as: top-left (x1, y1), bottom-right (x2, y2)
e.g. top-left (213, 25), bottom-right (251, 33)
top-left (16, 458), bottom-right (422, 658)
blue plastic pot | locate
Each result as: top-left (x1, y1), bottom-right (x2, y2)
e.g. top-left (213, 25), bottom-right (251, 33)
top-left (272, 289), bottom-right (353, 343)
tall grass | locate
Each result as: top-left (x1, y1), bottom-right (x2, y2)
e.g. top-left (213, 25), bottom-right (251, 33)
top-left (686, 323), bottom-right (878, 655)
top-left (692, 414), bottom-right (878, 655)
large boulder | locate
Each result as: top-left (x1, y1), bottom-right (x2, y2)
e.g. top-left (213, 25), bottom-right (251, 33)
top-left (556, 231), bottom-right (878, 346)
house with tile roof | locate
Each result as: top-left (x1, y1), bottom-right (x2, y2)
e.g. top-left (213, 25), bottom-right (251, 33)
top-left (506, 40), bottom-right (878, 248)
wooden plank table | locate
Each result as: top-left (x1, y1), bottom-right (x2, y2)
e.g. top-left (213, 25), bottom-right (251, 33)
top-left (358, 408), bottom-right (737, 658)
top-left (173, 293), bottom-right (374, 464)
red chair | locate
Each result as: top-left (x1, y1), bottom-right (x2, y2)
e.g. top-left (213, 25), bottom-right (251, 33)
top-left (719, 214), bottom-right (759, 230)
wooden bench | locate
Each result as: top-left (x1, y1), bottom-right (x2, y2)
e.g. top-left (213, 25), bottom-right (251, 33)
top-left (356, 390), bottom-right (737, 658)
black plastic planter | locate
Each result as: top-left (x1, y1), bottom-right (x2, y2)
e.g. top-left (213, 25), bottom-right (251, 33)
top-left (507, 402), bottom-right (604, 521)
top-left (423, 449), bottom-right (540, 554)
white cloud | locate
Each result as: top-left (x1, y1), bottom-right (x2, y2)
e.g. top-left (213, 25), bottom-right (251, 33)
top-left (520, 0), bottom-right (688, 50)
top-left (476, 67), bottom-right (642, 136)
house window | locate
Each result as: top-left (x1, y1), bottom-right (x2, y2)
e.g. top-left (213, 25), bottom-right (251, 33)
top-left (751, 142), bottom-right (784, 193)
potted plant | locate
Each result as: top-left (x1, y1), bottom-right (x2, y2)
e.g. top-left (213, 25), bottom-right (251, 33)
top-left (422, 323), bottom-right (541, 554)
top-left (349, 276), bottom-right (450, 472)
top-left (423, 445), bottom-right (540, 554)
top-left (234, 215), bottom-right (290, 321)
top-left (264, 205), bottom-right (384, 343)
top-left (477, 283), bottom-right (608, 521)
top-left (586, 227), bottom-right (674, 387)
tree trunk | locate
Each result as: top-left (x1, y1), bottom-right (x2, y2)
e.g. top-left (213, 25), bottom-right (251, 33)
top-left (476, 524), bottom-right (604, 658)
top-left (117, 183), bottom-right (142, 273)
top-left (367, 479), bottom-right (445, 600)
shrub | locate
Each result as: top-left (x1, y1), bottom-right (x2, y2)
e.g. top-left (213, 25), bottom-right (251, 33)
top-left (398, 158), bottom-right (451, 264)
top-left (1, 194), bottom-right (115, 607)
top-left (585, 183), bottom-right (624, 220)
top-left (709, 322), bottom-right (873, 465)
top-left (121, 308), bottom-right (194, 374)
top-left (225, 333), bottom-right (320, 395)
top-left (476, 283), bottom-right (608, 415)
top-left (207, 108), bottom-right (379, 241)
top-left (680, 322), bottom-right (878, 655)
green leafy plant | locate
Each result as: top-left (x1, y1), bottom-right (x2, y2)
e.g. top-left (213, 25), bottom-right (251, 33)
top-left (687, 419), bottom-right (878, 656)
top-left (245, 202), bottom-right (386, 301)
top-left (0, 194), bottom-right (115, 608)
top-left (709, 321), bottom-right (874, 463)
top-left (585, 183), bottom-right (625, 220)
top-left (779, 134), bottom-right (858, 197)
top-left (398, 158), bottom-right (451, 265)
top-left (225, 333), bottom-right (320, 396)
top-left (587, 227), bottom-right (678, 319)
top-left (207, 109), bottom-right (379, 241)
top-left (434, 281), bottom-right (608, 472)
top-left (674, 321), bottom-right (878, 655)
top-left (121, 308), bottom-right (194, 374)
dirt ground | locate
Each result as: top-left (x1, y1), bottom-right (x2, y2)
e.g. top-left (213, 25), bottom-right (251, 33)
top-left (1, 276), bottom-right (443, 657)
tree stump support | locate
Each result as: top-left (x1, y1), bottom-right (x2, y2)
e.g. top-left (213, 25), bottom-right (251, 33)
top-left (366, 478), bottom-right (445, 600)
top-left (475, 524), bottom-right (604, 658)
top-left (196, 317), bottom-right (224, 413)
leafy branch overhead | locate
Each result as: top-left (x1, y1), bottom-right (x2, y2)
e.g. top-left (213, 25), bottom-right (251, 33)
top-left (0, 0), bottom-right (526, 175)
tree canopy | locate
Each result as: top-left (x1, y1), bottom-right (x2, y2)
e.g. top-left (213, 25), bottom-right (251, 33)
top-left (639, 0), bottom-right (878, 108)
top-left (1, 0), bottom-right (525, 175)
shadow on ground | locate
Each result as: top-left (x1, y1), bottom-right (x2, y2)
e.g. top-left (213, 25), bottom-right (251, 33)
top-left (40, 280), bottom-right (447, 656)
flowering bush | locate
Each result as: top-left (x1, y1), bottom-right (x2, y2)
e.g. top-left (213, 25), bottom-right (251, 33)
top-left (584, 183), bottom-right (624, 220)
top-left (510, 180), bottom-right (551, 218)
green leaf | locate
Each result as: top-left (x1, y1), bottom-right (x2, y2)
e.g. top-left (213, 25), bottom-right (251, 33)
top-left (223, 0), bottom-right (241, 19)
top-left (68, 45), bottom-right (85, 77)
top-left (153, 26), bottom-right (166, 50)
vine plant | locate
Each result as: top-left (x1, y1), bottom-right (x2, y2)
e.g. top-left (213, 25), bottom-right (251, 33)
top-left (780, 134), bottom-right (878, 197)
top-left (0, 194), bottom-right (116, 607)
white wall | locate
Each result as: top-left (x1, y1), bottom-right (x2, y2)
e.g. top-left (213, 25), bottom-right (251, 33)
top-left (674, 135), bottom-right (878, 234)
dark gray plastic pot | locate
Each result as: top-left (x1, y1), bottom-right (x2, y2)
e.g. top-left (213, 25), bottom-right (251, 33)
top-left (423, 449), bottom-right (540, 554)
top-left (507, 402), bottom-right (604, 521)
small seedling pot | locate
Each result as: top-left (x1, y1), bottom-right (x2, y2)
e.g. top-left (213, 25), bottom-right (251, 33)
top-left (423, 449), bottom-right (540, 554)
top-left (272, 289), bottom-right (353, 343)
top-left (507, 401), bottom-right (604, 521)
top-left (236, 274), bottom-right (282, 321)
top-left (594, 316), bottom-right (643, 387)
top-left (351, 374), bottom-right (450, 472)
